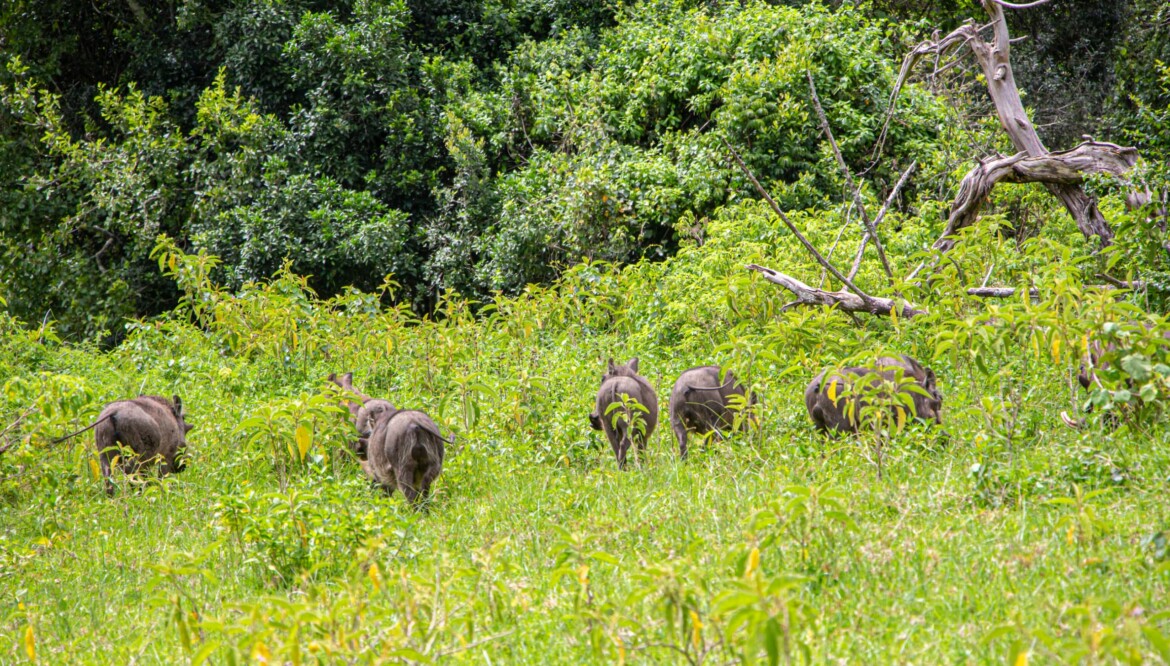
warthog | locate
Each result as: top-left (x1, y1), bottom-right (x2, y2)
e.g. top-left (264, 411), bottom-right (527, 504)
top-left (669, 365), bottom-right (757, 458)
top-left (805, 355), bottom-right (942, 434)
top-left (92, 395), bottom-right (193, 495)
top-left (328, 372), bottom-right (450, 505)
top-left (589, 358), bottom-right (658, 467)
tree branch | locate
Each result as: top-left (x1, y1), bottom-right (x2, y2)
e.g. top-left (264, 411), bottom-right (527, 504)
top-left (807, 72), bottom-right (894, 286)
top-left (747, 264), bottom-right (926, 318)
top-left (722, 139), bottom-right (876, 307)
top-left (849, 161), bottom-right (916, 280)
top-left (933, 141), bottom-right (1139, 251)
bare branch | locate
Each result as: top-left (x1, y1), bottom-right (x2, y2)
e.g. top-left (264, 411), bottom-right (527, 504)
top-left (748, 264), bottom-right (926, 318)
top-left (989, 0), bottom-right (1051, 9)
top-left (980, 261), bottom-right (996, 288)
top-left (967, 282), bottom-right (1144, 298)
top-left (967, 286), bottom-right (1038, 298)
top-left (849, 161), bottom-right (917, 280)
top-left (807, 72), bottom-right (894, 286)
top-left (933, 141), bottom-right (1139, 251)
top-left (722, 139), bottom-right (875, 306)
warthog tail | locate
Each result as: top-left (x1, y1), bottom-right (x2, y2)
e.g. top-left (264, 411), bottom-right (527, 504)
top-left (51, 413), bottom-right (113, 445)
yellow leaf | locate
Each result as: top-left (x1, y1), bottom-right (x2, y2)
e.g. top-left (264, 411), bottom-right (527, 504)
top-left (690, 610), bottom-right (703, 650)
top-left (827, 379), bottom-right (838, 404)
top-left (24, 625), bottom-right (34, 663)
top-left (87, 457), bottom-right (101, 480)
top-left (368, 561), bottom-right (382, 591)
top-left (1014, 649), bottom-right (1029, 666)
top-left (1052, 335), bottom-right (1061, 363)
top-left (895, 406), bottom-right (906, 432)
top-left (577, 564), bottom-right (590, 587)
top-left (745, 547), bottom-right (760, 578)
top-left (252, 642), bottom-right (271, 664)
top-left (294, 425), bottom-right (312, 462)
top-left (386, 337), bottom-right (394, 355)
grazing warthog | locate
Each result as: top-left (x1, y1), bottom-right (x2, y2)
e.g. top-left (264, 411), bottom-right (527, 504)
top-left (328, 372), bottom-right (450, 506)
top-left (329, 372), bottom-right (395, 455)
top-left (669, 365), bottom-right (757, 458)
top-left (589, 358), bottom-right (658, 467)
top-left (805, 355), bottom-right (942, 434)
top-left (92, 395), bottom-right (193, 495)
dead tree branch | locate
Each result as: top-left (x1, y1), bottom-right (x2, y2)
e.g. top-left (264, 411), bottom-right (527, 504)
top-left (968, 281), bottom-right (1145, 298)
top-left (748, 264), bottom-right (927, 318)
top-left (887, 0), bottom-right (1138, 258)
top-left (722, 139), bottom-right (876, 307)
top-left (807, 72), bottom-right (894, 285)
top-left (935, 141), bottom-right (1140, 251)
top-left (966, 287), bottom-right (1039, 298)
top-left (849, 161), bottom-right (917, 280)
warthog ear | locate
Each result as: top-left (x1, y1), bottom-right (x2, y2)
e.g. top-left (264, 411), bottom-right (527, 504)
top-left (627, 357), bottom-right (639, 372)
top-left (924, 368), bottom-right (937, 390)
top-left (173, 394), bottom-right (183, 416)
top-left (588, 412), bottom-right (602, 430)
top-left (606, 357), bottom-right (617, 373)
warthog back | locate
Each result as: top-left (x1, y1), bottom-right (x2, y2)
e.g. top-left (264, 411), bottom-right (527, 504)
top-left (364, 409), bottom-right (448, 506)
top-left (94, 395), bottom-right (192, 494)
top-left (589, 358), bottom-right (658, 467)
top-left (805, 355), bottom-right (941, 434)
top-left (669, 365), bottom-right (755, 458)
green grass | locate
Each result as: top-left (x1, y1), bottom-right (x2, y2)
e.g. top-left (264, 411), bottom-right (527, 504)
top-left (2, 221), bottom-right (1170, 664)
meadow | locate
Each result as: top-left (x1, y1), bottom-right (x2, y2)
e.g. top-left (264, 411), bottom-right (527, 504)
top-left (2, 200), bottom-right (1169, 665)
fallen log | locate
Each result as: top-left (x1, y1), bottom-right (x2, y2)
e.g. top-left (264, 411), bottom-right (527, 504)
top-left (747, 264), bottom-right (927, 318)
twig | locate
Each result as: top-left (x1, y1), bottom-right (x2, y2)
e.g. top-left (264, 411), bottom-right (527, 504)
top-left (848, 161), bottom-right (917, 280)
top-left (980, 261), bottom-right (996, 287)
top-left (821, 202), bottom-right (854, 288)
top-left (807, 72), bottom-right (894, 286)
top-left (436, 630), bottom-right (516, 657)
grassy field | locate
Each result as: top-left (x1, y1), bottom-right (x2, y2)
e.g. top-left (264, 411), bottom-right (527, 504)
top-left (2, 213), bottom-right (1170, 664)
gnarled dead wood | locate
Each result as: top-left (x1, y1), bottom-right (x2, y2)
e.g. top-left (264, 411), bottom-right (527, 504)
top-left (887, 0), bottom-right (1137, 256)
top-left (747, 264), bottom-right (927, 318)
top-left (936, 141), bottom-right (1140, 251)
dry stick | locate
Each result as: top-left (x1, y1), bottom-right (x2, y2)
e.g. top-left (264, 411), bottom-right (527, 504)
top-left (980, 261), bottom-right (996, 287)
top-left (807, 72), bottom-right (894, 286)
top-left (721, 138), bottom-right (876, 309)
top-left (848, 161), bottom-right (917, 281)
top-left (967, 287), bottom-right (1040, 298)
top-left (820, 201), bottom-right (854, 289)
top-left (968, 282), bottom-right (1144, 298)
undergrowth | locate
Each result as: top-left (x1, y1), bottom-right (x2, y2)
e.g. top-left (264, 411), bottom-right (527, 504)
top-left (1, 202), bottom-right (1169, 664)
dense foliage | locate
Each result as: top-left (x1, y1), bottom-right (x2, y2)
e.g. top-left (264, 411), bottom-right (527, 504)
top-left (5, 0), bottom-right (1166, 339)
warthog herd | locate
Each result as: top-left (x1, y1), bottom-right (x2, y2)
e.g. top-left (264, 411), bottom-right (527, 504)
top-left (70, 354), bottom-right (950, 504)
